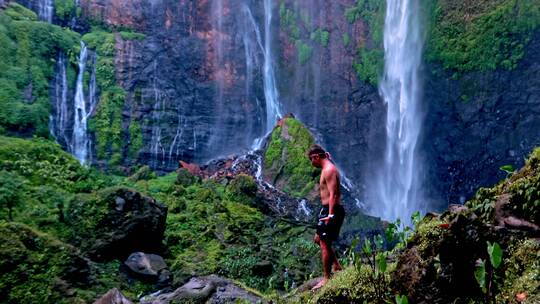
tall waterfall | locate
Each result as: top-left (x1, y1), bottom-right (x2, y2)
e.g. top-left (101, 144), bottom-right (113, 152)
top-left (243, 0), bottom-right (282, 149)
top-left (262, 0), bottom-right (282, 133)
top-left (372, 0), bottom-right (425, 224)
top-left (50, 53), bottom-right (69, 147)
top-left (72, 42), bottom-right (92, 165)
top-left (37, 0), bottom-right (53, 23)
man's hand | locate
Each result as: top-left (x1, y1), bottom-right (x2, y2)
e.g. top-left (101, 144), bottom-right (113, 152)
top-left (319, 216), bottom-right (331, 224)
top-left (313, 233), bottom-right (320, 244)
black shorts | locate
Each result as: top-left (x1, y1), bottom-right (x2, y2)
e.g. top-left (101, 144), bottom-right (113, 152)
top-left (316, 204), bottom-right (345, 242)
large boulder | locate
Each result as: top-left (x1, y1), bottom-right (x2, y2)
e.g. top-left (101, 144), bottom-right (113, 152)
top-left (93, 288), bottom-right (133, 304)
top-left (140, 275), bottom-right (263, 304)
top-left (66, 187), bottom-right (167, 261)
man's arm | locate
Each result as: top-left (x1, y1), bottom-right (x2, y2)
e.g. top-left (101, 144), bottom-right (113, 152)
top-left (324, 168), bottom-right (339, 216)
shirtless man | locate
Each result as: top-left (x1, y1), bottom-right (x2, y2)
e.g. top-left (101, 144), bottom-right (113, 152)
top-left (307, 145), bottom-right (345, 290)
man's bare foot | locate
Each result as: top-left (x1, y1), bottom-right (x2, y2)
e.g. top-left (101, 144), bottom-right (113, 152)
top-left (311, 278), bottom-right (328, 291)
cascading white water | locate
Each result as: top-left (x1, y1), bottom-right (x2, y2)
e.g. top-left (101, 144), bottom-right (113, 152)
top-left (72, 42), bottom-right (91, 165)
top-left (372, 0), bottom-right (425, 224)
top-left (262, 0), bottom-right (282, 133)
top-left (243, 1), bottom-right (282, 149)
top-left (38, 0), bottom-right (54, 23)
top-left (50, 53), bottom-right (69, 147)
top-left (150, 60), bottom-right (165, 168)
top-left (212, 0), bottom-right (224, 110)
top-left (86, 56), bottom-right (98, 164)
top-left (168, 109), bottom-right (187, 167)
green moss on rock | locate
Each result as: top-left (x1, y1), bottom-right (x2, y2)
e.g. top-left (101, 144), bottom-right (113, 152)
top-left (426, 0), bottom-right (540, 72)
top-left (65, 186), bottom-right (167, 261)
top-left (499, 238), bottom-right (540, 303)
top-left (345, 0), bottom-right (385, 85)
top-left (83, 30), bottom-right (128, 165)
top-left (264, 118), bottom-right (320, 198)
top-left (0, 222), bottom-right (91, 304)
top-left (467, 147), bottom-right (540, 225)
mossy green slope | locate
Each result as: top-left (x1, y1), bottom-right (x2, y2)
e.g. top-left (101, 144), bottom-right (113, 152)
top-left (126, 172), bottom-right (322, 292)
top-left (0, 221), bottom-right (90, 304)
top-left (0, 136), bottom-right (119, 237)
top-left (0, 135), bottom-right (324, 299)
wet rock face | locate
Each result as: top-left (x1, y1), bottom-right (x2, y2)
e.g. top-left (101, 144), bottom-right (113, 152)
top-left (423, 31), bottom-right (540, 209)
top-left (18, 0), bottom-right (539, 212)
top-left (73, 0), bottom-right (386, 184)
top-left (78, 0), bottom-right (266, 170)
top-left (276, 0), bottom-right (386, 198)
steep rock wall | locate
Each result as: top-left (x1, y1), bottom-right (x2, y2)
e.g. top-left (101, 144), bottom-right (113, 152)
top-left (10, 0), bottom-right (540, 213)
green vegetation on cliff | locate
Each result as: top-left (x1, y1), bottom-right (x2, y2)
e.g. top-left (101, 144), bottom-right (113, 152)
top-left (345, 0), bottom-right (385, 85)
top-left (82, 28), bottom-right (145, 166)
top-left (0, 4), bottom-right (79, 137)
top-left (279, 1), bottom-right (318, 65)
top-left (54, 0), bottom-right (77, 23)
top-left (427, 0), bottom-right (540, 72)
top-left (126, 170), bottom-right (321, 291)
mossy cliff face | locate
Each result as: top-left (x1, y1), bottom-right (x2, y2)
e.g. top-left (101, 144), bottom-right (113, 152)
top-left (423, 1), bottom-right (540, 208)
top-left (0, 3), bottom-right (79, 138)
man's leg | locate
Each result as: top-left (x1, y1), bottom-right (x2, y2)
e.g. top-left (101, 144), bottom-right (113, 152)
top-left (331, 247), bottom-right (342, 272)
top-left (312, 239), bottom-right (333, 290)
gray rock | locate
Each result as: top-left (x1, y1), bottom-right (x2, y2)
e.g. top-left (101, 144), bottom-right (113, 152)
top-left (93, 288), bottom-right (133, 304)
top-left (141, 275), bottom-right (263, 304)
top-left (124, 252), bottom-right (168, 279)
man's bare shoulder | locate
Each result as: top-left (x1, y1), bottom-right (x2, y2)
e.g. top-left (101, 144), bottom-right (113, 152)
top-left (322, 164), bottom-right (339, 177)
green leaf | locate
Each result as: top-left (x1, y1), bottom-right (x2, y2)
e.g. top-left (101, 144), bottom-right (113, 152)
top-left (395, 295), bottom-right (408, 304)
top-left (350, 237), bottom-right (359, 251)
top-left (385, 222), bottom-right (397, 243)
top-left (362, 237), bottom-right (372, 255)
top-left (487, 241), bottom-right (503, 269)
top-left (499, 165), bottom-right (515, 174)
top-left (376, 252), bottom-right (387, 273)
top-left (475, 259), bottom-right (486, 292)
top-left (411, 211), bottom-right (422, 227)
top-left (374, 234), bottom-right (384, 250)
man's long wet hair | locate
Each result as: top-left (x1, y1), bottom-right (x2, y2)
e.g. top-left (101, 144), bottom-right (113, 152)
top-left (308, 144), bottom-right (327, 158)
